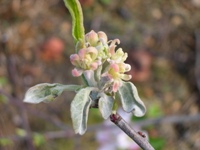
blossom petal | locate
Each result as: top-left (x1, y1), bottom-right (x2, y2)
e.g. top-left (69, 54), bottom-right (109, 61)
top-left (86, 47), bottom-right (98, 60)
top-left (70, 54), bottom-right (80, 66)
top-left (122, 52), bottom-right (128, 62)
top-left (78, 48), bottom-right (87, 59)
top-left (85, 30), bottom-right (98, 46)
top-left (98, 31), bottom-right (108, 43)
top-left (120, 74), bottom-right (132, 81)
top-left (90, 62), bottom-right (98, 70)
top-left (124, 64), bottom-right (131, 72)
top-left (110, 63), bottom-right (119, 72)
top-left (110, 39), bottom-right (120, 46)
top-left (72, 68), bottom-right (83, 77)
top-left (109, 45), bottom-right (116, 55)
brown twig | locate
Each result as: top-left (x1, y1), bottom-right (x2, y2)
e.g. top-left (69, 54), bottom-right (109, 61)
top-left (89, 97), bottom-right (154, 150)
top-left (110, 113), bottom-right (155, 150)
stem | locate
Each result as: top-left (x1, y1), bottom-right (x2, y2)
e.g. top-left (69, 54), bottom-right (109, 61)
top-left (110, 113), bottom-right (155, 150)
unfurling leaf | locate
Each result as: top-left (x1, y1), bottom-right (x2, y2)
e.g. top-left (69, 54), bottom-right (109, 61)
top-left (83, 70), bottom-right (97, 87)
top-left (70, 87), bottom-right (94, 135)
top-left (117, 82), bottom-right (146, 117)
top-left (98, 92), bottom-right (114, 119)
top-left (63, 0), bottom-right (85, 45)
top-left (23, 83), bottom-right (81, 104)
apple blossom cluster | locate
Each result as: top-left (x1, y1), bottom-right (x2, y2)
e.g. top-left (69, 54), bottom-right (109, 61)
top-left (70, 30), bottom-right (132, 92)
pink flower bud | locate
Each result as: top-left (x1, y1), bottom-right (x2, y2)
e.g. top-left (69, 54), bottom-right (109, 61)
top-left (90, 62), bottom-right (98, 70)
top-left (70, 54), bottom-right (80, 66)
top-left (85, 30), bottom-right (99, 46)
top-left (71, 68), bottom-right (83, 77)
top-left (98, 31), bottom-right (108, 43)
top-left (78, 48), bottom-right (87, 59)
top-left (110, 63), bottom-right (119, 72)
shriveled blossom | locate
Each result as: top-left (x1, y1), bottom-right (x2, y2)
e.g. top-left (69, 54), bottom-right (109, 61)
top-left (70, 30), bottom-right (132, 92)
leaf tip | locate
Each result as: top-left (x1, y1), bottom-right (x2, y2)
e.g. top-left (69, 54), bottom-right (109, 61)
top-left (132, 104), bottom-right (146, 117)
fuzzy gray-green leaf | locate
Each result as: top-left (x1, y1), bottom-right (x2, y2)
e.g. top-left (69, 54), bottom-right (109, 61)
top-left (70, 87), bottom-right (94, 135)
top-left (98, 92), bottom-right (114, 119)
top-left (23, 83), bottom-right (81, 104)
top-left (117, 82), bottom-right (146, 117)
top-left (83, 70), bottom-right (97, 87)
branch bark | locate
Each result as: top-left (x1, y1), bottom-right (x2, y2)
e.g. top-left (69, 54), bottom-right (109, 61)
top-left (110, 113), bottom-right (155, 150)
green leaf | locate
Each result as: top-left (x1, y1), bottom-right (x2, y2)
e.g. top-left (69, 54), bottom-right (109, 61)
top-left (0, 95), bottom-right (8, 104)
top-left (33, 133), bottom-right (45, 147)
top-left (70, 87), bottom-right (94, 135)
top-left (100, 0), bottom-right (111, 5)
top-left (98, 92), bottom-right (114, 119)
top-left (24, 83), bottom-right (81, 104)
top-left (117, 81), bottom-right (146, 117)
top-left (0, 138), bottom-right (13, 146)
top-left (148, 103), bottom-right (163, 118)
top-left (149, 137), bottom-right (165, 150)
top-left (63, 0), bottom-right (85, 45)
top-left (0, 76), bottom-right (8, 87)
top-left (16, 128), bottom-right (26, 137)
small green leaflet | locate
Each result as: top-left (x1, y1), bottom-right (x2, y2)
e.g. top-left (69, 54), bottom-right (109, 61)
top-left (70, 87), bottom-right (94, 135)
top-left (117, 81), bottom-right (146, 117)
top-left (23, 83), bottom-right (81, 104)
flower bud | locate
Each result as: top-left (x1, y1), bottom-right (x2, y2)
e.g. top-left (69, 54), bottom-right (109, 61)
top-left (78, 48), bottom-right (87, 59)
top-left (90, 62), bottom-right (98, 70)
top-left (86, 47), bottom-right (98, 60)
top-left (85, 30), bottom-right (99, 46)
top-left (72, 68), bottom-right (83, 77)
top-left (70, 54), bottom-right (80, 66)
top-left (98, 31), bottom-right (108, 43)
top-left (110, 63), bottom-right (119, 72)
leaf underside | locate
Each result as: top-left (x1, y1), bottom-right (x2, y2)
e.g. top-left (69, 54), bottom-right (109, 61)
top-left (23, 83), bottom-right (81, 104)
top-left (98, 92), bottom-right (114, 119)
top-left (117, 81), bottom-right (146, 117)
top-left (70, 87), bottom-right (94, 135)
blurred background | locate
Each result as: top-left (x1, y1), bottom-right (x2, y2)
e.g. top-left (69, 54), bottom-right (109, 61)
top-left (0, 0), bottom-right (200, 149)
